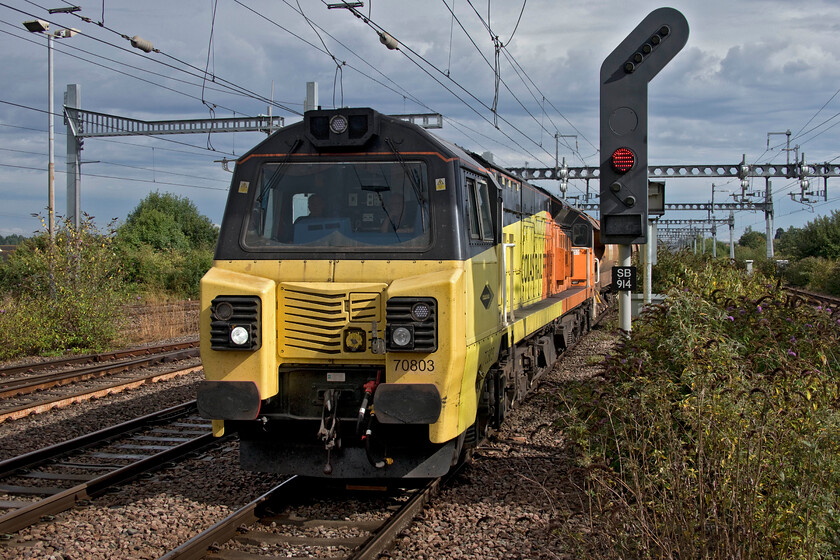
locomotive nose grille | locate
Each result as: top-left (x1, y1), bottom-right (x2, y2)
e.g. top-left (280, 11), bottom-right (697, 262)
top-left (279, 284), bottom-right (383, 357)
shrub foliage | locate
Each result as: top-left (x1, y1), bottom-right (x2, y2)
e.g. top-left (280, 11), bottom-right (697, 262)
top-left (116, 191), bottom-right (217, 299)
top-left (560, 251), bottom-right (840, 558)
top-left (0, 216), bottom-right (126, 358)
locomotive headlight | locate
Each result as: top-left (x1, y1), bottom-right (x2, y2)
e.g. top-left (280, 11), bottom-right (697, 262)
top-left (214, 301), bottom-right (234, 321)
top-left (329, 115), bottom-right (348, 134)
top-left (385, 297), bottom-right (436, 352)
top-left (391, 326), bottom-right (413, 348)
top-left (230, 326), bottom-right (250, 346)
top-left (410, 302), bottom-right (431, 322)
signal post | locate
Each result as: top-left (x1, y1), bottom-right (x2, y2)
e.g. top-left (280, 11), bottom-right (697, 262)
top-left (600, 7), bottom-right (689, 332)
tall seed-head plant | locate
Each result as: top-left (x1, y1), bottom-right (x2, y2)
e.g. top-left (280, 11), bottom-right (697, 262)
top-left (557, 250), bottom-right (840, 559)
top-left (0, 214), bottom-right (127, 358)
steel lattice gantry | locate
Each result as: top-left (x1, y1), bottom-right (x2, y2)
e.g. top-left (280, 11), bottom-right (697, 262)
top-left (511, 157), bottom-right (840, 259)
top-left (575, 201), bottom-right (769, 213)
top-left (62, 90), bottom-right (286, 228)
top-left (66, 108), bottom-right (285, 138)
top-left (507, 162), bottom-right (840, 182)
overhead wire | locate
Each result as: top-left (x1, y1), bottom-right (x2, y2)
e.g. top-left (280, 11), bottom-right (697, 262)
top-left (297, 0), bottom-right (345, 108)
top-left (5, 1), bottom-right (301, 116)
top-left (0, 20), bottom-right (289, 109)
top-left (236, 1), bottom-right (529, 168)
top-left (792, 84), bottom-right (840, 141)
top-left (334, 5), bottom-right (558, 169)
top-left (504, 0), bottom-right (527, 45)
top-left (237, 0), bottom-right (569, 173)
top-left (0, 23), bottom-right (256, 117)
top-left (457, 0), bottom-right (596, 159)
top-left (0, 161), bottom-right (228, 191)
top-left (240, 0), bottom-right (587, 195)
top-left (0, 145), bottom-right (230, 183)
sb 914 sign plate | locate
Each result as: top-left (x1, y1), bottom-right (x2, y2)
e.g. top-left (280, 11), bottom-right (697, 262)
top-left (612, 266), bottom-right (637, 291)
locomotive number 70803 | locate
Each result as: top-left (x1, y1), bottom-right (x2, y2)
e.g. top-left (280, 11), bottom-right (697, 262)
top-left (393, 359), bottom-right (435, 372)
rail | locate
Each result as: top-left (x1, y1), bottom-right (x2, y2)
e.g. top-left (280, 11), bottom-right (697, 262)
top-left (0, 401), bottom-right (225, 535)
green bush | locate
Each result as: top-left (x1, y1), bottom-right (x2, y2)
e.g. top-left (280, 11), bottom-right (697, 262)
top-left (166, 248), bottom-right (213, 299)
top-left (784, 210), bottom-right (840, 260)
top-left (118, 191), bottom-right (217, 251)
top-left (119, 244), bottom-right (176, 293)
top-left (118, 207), bottom-right (190, 251)
top-left (0, 216), bottom-right (126, 358)
top-left (115, 192), bottom-right (217, 300)
top-left (825, 262), bottom-right (840, 297)
top-left (784, 256), bottom-right (835, 290)
top-left (559, 251), bottom-right (840, 558)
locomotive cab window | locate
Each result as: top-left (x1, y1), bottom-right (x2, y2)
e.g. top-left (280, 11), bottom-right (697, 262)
top-left (465, 175), bottom-right (494, 242)
top-left (243, 161), bottom-right (431, 250)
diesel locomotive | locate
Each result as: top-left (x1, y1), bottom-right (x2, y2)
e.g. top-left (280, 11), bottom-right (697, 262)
top-left (197, 107), bottom-right (616, 478)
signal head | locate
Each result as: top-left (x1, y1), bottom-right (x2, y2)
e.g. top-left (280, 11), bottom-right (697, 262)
top-left (610, 147), bottom-right (636, 173)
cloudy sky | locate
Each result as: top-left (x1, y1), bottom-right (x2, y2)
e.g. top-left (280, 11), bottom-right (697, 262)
top-left (2, 0), bottom-right (840, 244)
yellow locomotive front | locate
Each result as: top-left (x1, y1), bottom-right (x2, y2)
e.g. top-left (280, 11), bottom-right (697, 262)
top-left (199, 108), bottom-right (494, 478)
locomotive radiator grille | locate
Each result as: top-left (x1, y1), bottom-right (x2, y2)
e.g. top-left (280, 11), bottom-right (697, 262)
top-left (279, 283), bottom-right (383, 357)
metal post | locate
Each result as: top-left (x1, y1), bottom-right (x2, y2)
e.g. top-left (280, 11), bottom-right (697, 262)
top-left (729, 211), bottom-right (735, 260)
top-left (47, 33), bottom-right (55, 241)
top-left (65, 84), bottom-right (81, 229)
top-left (644, 221), bottom-right (653, 304)
top-left (765, 178), bottom-right (774, 259)
top-left (712, 224), bottom-right (717, 258)
top-left (304, 82), bottom-right (319, 112)
top-left (711, 183), bottom-right (716, 258)
top-left (619, 244), bottom-right (632, 333)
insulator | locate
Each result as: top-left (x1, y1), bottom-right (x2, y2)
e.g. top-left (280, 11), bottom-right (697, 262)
top-left (379, 32), bottom-right (399, 50)
top-left (130, 35), bottom-right (154, 53)
top-left (559, 166), bottom-right (570, 181)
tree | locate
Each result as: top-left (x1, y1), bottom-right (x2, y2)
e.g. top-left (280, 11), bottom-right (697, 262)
top-left (116, 192), bottom-right (218, 299)
top-left (784, 210), bottom-right (840, 260)
top-left (119, 192), bottom-right (218, 250)
top-left (774, 225), bottom-right (800, 257)
top-left (118, 208), bottom-right (190, 251)
top-left (0, 234), bottom-right (27, 245)
top-left (738, 227), bottom-right (766, 250)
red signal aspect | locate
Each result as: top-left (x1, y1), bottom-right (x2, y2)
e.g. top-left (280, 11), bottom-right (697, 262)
top-left (610, 148), bottom-right (636, 173)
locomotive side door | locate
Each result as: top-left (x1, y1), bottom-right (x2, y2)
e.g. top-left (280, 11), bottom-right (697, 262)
top-left (463, 172), bottom-right (501, 342)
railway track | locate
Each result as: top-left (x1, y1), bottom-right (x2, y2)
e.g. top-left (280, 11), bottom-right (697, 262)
top-left (0, 401), bottom-right (225, 536)
top-left (0, 339), bottom-right (198, 378)
top-left (156, 304), bottom-right (613, 560)
top-left (785, 286), bottom-right (840, 310)
top-left (0, 341), bottom-right (201, 423)
top-left (159, 469), bottom-right (458, 560)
